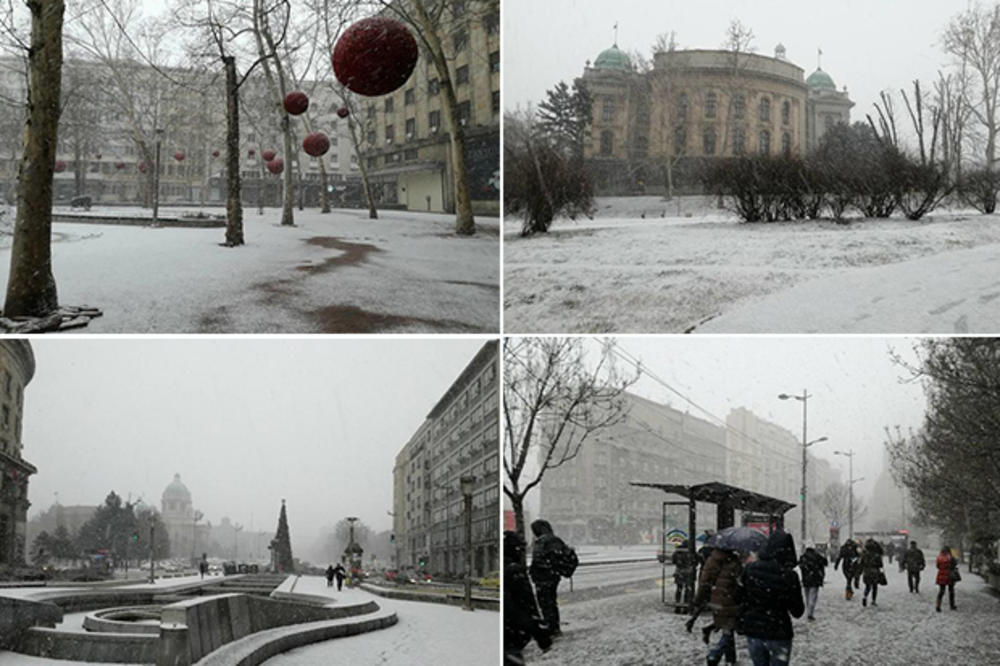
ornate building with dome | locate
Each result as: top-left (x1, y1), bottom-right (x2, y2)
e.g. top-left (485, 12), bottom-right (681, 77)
top-left (577, 43), bottom-right (854, 193)
top-left (160, 474), bottom-right (207, 562)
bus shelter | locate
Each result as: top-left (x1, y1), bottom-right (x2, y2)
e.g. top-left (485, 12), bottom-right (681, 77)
top-left (630, 481), bottom-right (796, 611)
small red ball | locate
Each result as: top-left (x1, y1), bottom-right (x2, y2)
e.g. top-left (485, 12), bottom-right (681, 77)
top-left (337, 106), bottom-right (350, 118)
top-left (115, 161), bottom-right (125, 170)
top-left (283, 91), bottom-right (309, 115)
top-left (212, 150), bottom-right (220, 158)
top-left (54, 160), bottom-right (66, 173)
top-left (262, 149), bottom-right (277, 162)
top-left (266, 158), bottom-right (284, 174)
top-left (248, 148), bottom-right (256, 157)
top-left (302, 132), bottom-right (330, 157)
top-left (333, 17), bottom-right (418, 97)
top-left (174, 151), bottom-right (185, 162)
top-left (138, 161), bottom-right (148, 173)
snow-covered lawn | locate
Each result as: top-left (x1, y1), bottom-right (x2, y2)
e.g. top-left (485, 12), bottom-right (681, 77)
top-left (503, 196), bottom-right (1000, 333)
top-left (522, 564), bottom-right (1000, 665)
top-left (0, 206), bottom-right (499, 333)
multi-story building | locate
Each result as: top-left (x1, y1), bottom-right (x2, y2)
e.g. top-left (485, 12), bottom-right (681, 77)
top-left (160, 474), bottom-right (210, 562)
top-left (577, 43), bottom-right (853, 194)
top-left (361, 1), bottom-right (500, 215)
top-left (393, 341), bottom-right (499, 578)
top-left (0, 340), bottom-right (36, 565)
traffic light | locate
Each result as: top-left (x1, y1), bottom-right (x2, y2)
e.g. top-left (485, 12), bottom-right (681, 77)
top-left (390, 534), bottom-right (395, 543)
top-left (131, 532), bottom-right (139, 543)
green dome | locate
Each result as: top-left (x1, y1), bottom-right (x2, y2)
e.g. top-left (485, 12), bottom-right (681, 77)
top-left (806, 68), bottom-right (836, 90)
top-left (594, 44), bottom-right (631, 71)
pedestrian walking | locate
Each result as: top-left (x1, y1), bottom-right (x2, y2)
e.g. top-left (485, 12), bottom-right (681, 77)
top-left (798, 541), bottom-right (828, 621)
top-left (692, 546), bottom-right (742, 665)
top-left (885, 541), bottom-right (896, 564)
top-left (903, 541), bottom-right (926, 593)
top-left (859, 538), bottom-right (885, 607)
top-left (199, 554), bottom-right (209, 579)
top-left (737, 530), bottom-right (805, 666)
top-left (935, 546), bottom-right (960, 612)
top-left (325, 564), bottom-right (335, 587)
top-left (833, 539), bottom-right (860, 600)
top-left (332, 563), bottom-right (346, 591)
top-left (672, 539), bottom-right (696, 613)
top-left (529, 519), bottom-right (573, 637)
top-left (504, 531), bottom-right (551, 665)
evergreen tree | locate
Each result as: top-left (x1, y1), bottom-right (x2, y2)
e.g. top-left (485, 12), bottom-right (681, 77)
top-left (537, 80), bottom-right (593, 159)
top-left (273, 499), bottom-right (294, 573)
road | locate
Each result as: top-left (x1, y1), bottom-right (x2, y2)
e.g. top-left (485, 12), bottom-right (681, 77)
top-left (568, 560), bottom-right (668, 592)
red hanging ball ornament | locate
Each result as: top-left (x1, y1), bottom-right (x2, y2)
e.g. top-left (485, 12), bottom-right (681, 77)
top-left (283, 91), bottom-right (309, 115)
top-left (248, 148), bottom-right (256, 157)
top-left (262, 149), bottom-right (277, 162)
top-left (212, 150), bottom-right (220, 158)
top-left (302, 132), bottom-right (330, 157)
top-left (333, 17), bottom-right (418, 97)
top-left (138, 161), bottom-right (148, 173)
top-left (336, 106), bottom-right (350, 119)
top-left (54, 160), bottom-right (67, 173)
top-left (115, 161), bottom-right (125, 170)
top-left (266, 158), bottom-right (284, 175)
top-left (174, 151), bottom-right (185, 162)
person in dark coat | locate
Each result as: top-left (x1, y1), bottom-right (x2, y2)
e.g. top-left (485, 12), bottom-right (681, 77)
top-left (935, 546), bottom-right (959, 612)
top-left (692, 546), bottom-right (743, 665)
top-left (885, 541), bottom-right (896, 564)
top-left (903, 541), bottom-right (926, 593)
top-left (529, 519), bottom-right (567, 636)
top-left (325, 564), bottom-right (335, 587)
top-left (737, 530), bottom-right (804, 666)
top-left (859, 538), bottom-right (884, 607)
top-left (504, 531), bottom-right (551, 665)
top-left (833, 539), bottom-right (860, 600)
top-left (798, 541), bottom-right (828, 621)
top-left (332, 563), bottom-right (346, 591)
top-left (672, 539), bottom-right (696, 613)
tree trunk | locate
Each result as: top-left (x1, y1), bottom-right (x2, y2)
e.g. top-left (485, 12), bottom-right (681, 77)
top-left (345, 116), bottom-right (377, 219)
top-left (223, 56), bottom-right (244, 247)
top-left (318, 160), bottom-right (330, 213)
top-left (254, 1), bottom-right (294, 226)
top-left (4, 0), bottom-right (65, 318)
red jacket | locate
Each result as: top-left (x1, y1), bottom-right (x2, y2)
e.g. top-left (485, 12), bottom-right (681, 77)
top-left (935, 552), bottom-right (956, 586)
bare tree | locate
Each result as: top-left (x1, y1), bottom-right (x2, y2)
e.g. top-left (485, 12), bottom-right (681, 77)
top-left (818, 481), bottom-right (867, 531)
top-left (503, 338), bottom-right (638, 540)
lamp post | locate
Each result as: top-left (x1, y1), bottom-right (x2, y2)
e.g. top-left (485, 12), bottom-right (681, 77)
top-left (833, 450), bottom-right (864, 540)
top-left (233, 523), bottom-right (243, 563)
top-left (152, 128), bottom-right (164, 226)
top-left (460, 475), bottom-right (475, 611)
top-left (191, 510), bottom-right (203, 567)
top-left (778, 391), bottom-right (827, 548)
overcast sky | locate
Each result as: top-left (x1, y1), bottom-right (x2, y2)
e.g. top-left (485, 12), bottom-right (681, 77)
top-left (504, 0), bottom-right (968, 126)
top-left (22, 338), bottom-right (490, 558)
top-left (599, 336), bottom-right (928, 502)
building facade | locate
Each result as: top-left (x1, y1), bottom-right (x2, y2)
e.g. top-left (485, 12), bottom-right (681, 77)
top-left (0, 340), bottom-right (35, 565)
top-left (578, 44), bottom-right (853, 194)
top-left (361, 1), bottom-right (500, 215)
top-left (393, 341), bottom-right (499, 578)
top-left (160, 474), bottom-right (209, 562)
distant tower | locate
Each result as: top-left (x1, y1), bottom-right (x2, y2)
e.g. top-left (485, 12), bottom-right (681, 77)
top-left (272, 499), bottom-right (294, 573)
top-left (774, 43), bottom-right (787, 60)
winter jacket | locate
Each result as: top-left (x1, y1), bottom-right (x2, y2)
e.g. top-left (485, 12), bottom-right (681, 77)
top-left (798, 548), bottom-right (828, 588)
top-left (902, 546), bottom-right (925, 573)
top-left (859, 544), bottom-right (884, 586)
top-left (672, 547), bottom-right (696, 584)
top-left (834, 541), bottom-right (859, 573)
top-left (529, 519), bottom-right (566, 584)
top-left (737, 531), bottom-right (805, 641)
top-left (693, 547), bottom-right (742, 630)
top-left (504, 531), bottom-right (549, 653)
top-left (935, 552), bottom-right (958, 586)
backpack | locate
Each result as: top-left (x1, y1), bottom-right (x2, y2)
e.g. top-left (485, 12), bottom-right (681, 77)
top-left (553, 545), bottom-right (579, 578)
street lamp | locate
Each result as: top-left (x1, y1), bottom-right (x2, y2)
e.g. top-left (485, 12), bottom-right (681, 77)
top-left (152, 128), bottom-right (164, 227)
top-left (833, 450), bottom-right (864, 540)
top-left (778, 391), bottom-right (827, 548)
top-left (460, 474), bottom-right (475, 612)
top-left (233, 523), bottom-right (243, 563)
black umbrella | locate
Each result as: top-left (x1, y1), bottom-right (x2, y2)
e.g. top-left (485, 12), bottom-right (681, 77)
top-left (708, 526), bottom-right (769, 553)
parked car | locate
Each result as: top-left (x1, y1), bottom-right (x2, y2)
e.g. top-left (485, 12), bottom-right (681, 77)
top-left (70, 195), bottom-right (92, 211)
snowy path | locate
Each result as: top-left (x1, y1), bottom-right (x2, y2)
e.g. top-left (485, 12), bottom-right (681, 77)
top-left (0, 207), bottom-right (499, 333)
top-left (522, 563), bottom-right (1000, 665)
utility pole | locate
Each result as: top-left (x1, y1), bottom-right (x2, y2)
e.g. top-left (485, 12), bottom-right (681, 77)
top-left (148, 525), bottom-right (155, 584)
top-left (779, 390), bottom-right (827, 549)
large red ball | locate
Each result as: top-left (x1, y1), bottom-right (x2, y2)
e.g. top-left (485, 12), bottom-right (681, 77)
top-left (266, 158), bottom-right (284, 175)
top-left (333, 17), bottom-right (418, 97)
top-left (302, 132), bottom-right (330, 157)
top-left (336, 106), bottom-right (350, 118)
top-left (54, 160), bottom-right (66, 173)
top-left (262, 149), bottom-right (277, 162)
top-left (174, 151), bottom-right (185, 162)
top-left (283, 91), bottom-right (309, 115)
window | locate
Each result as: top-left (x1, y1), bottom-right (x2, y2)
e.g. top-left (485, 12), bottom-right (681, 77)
top-left (782, 132), bottom-right (792, 156)
top-left (733, 127), bottom-right (746, 155)
top-left (674, 126), bottom-right (686, 155)
top-left (404, 148), bottom-right (418, 161)
top-left (452, 30), bottom-right (468, 52)
top-left (705, 92), bottom-right (717, 119)
top-left (404, 89), bottom-right (415, 105)
top-left (2, 405), bottom-right (9, 430)
top-left (676, 92), bottom-right (688, 121)
top-left (733, 94), bottom-right (745, 120)
top-left (634, 136), bottom-right (648, 158)
top-left (457, 101), bottom-right (471, 126)
top-left (489, 51), bottom-right (500, 73)
top-left (428, 78), bottom-right (440, 95)
top-left (485, 12), bottom-right (499, 34)
top-left (703, 128), bottom-right (716, 155)
top-left (759, 129), bottom-right (771, 155)
top-left (824, 114), bottom-right (835, 131)
top-left (366, 130), bottom-right (376, 145)
top-left (384, 98), bottom-right (394, 113)
top-left (492, 90), bottom-right (500, 113)
top-left (760, 97), bottom-right (771, 122)
top-left (600, 130), bottom-right (614, 155)
top-left (429, 110), bottom-right (441, 132)
top-left (366, 106), bottom-right (376, 120)
top-left (456, 65), bottom-right (469, 85)
top-left (405, 117), bottom-right (415, 138)
top-left (602, 98), bottom-right (616, 122)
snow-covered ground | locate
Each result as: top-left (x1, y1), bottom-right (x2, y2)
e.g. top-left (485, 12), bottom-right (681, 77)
top-left (0, 206), bottom-right (499, 333)
top-left (503, 196), bottom-right (1000, 334)
top-left (521, 563), bottom-right (1000, 665)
